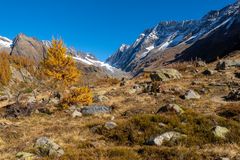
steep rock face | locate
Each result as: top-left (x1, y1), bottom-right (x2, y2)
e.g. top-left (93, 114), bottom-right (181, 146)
top-left (106, 44), bottom-right (130, 67)
top-left (10, 34), bottom-right (47, 62)
top-left (107, 1), bottom-right (240, 74)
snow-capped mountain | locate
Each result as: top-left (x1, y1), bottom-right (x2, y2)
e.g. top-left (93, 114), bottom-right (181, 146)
top-left (0, 36), bottom-right (12, 48)
top-left (106, 1), bottom-right (240, 74)
top-left (0, 36), bottom-right (13, 53)
top-left (73, 54), bottom-right (115, 72)
top-left (0, 34), bottom-right (128, 78)
top-left (42, 40), bottom-right (122, 74)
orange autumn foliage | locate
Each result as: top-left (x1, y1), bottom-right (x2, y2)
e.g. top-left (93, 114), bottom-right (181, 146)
top-left (0, 52), bottom-right (11, 85)
top-left (62, 87), bottom-right (93, 108)
top-left (42, 39), bottom-right (80, 87)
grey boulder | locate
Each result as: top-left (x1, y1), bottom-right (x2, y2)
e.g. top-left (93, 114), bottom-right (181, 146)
top-left (34, 137), bottom-right (64, 157)
top-left (183, 90), bottom-right (201, 100)
top-left (81, 106), bottom-right (112, 115)
top-left (148, 131), bottom-right (186, 146)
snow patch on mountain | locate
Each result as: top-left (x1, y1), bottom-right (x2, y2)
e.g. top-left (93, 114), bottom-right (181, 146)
top-left (0, 36), bottom-right (12, 48)
top-left (73, 55), bottom-right (115, 72)
top-left (107, 1), bottom-right (240, 71)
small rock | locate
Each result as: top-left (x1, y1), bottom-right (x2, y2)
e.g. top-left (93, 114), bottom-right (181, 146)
top-left (69, 105), bottom-right (77, 111)
top-left (235, 72), bottom-right (240, 79)
top-left (90, 125), bottom-right (102, 133)
top-left (158, 123), bottom-right (167, 127)
top-left (157, 104), bottom-right (184, 114)
top-left (225, 88), bottom-right (240, 101)
top-left (128, 88), bottom-right (137, 94)
top-left (191, 81), bottom-right (201, 85)
top-left (93, 95), bottom-right (109, 103)
top-left (37, 107), bottom-right (52, 115)
top-left (34, 137), bottom-right (64, 157)
top-left (72, 110), bottom-right (82, 118)
top-left (216, 60), bottom-right (240, 70)
top-left (202, 69), bottom-right (216, 76)
top-left (16, 152), bottom-right (36, 160)
top-left (104, 121), bottom-right (118, 130)
top-left (49, 97), bottom-right (60, 105)
top-left (213, 126), bottom-right (229, 139)
top-left (148, 131), bottom-right (186, 146)
top-left (111, 116), bottom-right (115, 121)
top-left (0, 95), bottom-right (8, 101)
top-left (81, 106), bottom-right (112, 115)
top-left (183, 90), bottom-right (201, 100)
top-left (120, 78), bottom-right (126, 86)
top-left (196, 61), bottom-right (206, 67)
top-left (150, 69), bottom-right (182, 82)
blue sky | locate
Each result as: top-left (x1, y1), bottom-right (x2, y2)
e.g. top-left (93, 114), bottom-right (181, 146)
top-left (0, 0), bottom-right (236, 61)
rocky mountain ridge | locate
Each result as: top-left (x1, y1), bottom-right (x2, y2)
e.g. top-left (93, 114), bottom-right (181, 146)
top-left (0, 33), bottom-right (128, 79)
top-left (106, 1), bottom-right (240, 74)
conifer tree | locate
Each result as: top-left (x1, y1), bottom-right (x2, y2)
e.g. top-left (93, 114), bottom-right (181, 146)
top-left (42, 39), bottom-right (80, 88)
top-left (0, 52), bottom-right (11, 85)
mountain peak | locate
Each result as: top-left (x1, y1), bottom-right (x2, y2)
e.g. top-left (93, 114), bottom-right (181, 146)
top-left (119, 44), bottom-right (130, 52)
top-left (107, 1), bottom-right (240, 74)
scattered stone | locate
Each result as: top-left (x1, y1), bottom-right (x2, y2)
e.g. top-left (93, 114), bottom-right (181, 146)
top-left (120, 78), bottom-right (126, 86)
top-left (81, 106), bottom-right (112, 115)
top-left (148, 131), bottom-right (186, 146)
top-left (104, 121), bottom-right (118, 129)
top-left (90, 125), bottom-right (102, 133)
top-left (196, 61), bottom-right (207, 67)
top-left (37, 107), bottom-right (52, 115)
top-left (235, 72), bottom-right (240, 79)
top-left (157, 104), bottom-right (184, 114)
top-left (225, 88), bottom-right (240, 101)
top-left (34, 137), bottom-right (64, 157)
top-left (202, 69), bottom-right (216, 76)
top-left (49, 97), bottom-right (60, 105)
top-left (183, 90), bottom-right (201, 100)
top-left (0, 95), bottom-right (8, 102)
top-left (158, 123), bottom-right (167, 127)
top-left (150, 69), bottom-right (182, 82)
top-left (72, 110), bottom-right (82, 118)
top-left (212, 126), bottom-right (229, 139)
top-left (16, 152), bottom-right (36, 160)
top-left (216, 60), bottom-right (240, 70)
top-left (4, 103), bottom-right (37, 118)
top-left (200, 88), bottom-right (208, 94)
top-left (93, 95), bottom-right (109, 103)
top-left (191, 81), bottom-right (201, 85)
top-left (69, 105), bottom-right (77, 111)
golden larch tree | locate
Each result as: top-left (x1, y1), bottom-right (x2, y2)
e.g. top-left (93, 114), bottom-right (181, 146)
top-left (0, 52), bottom-right (11, 85)
top-left (42, 39), bottom-right (80, 87)
top-left (42, 39), bottom-right (92, 108)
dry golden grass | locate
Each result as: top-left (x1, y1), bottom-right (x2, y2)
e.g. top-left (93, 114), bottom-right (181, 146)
top-left (0, 54), bottom-right (240, 159)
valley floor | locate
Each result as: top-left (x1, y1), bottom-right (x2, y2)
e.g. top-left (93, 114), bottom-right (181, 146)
top-left (0, 54), bottom-right (240, 160)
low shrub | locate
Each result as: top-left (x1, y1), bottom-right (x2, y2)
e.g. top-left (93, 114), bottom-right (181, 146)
top-left (98, 110), bottom-right (240, 147)
top-left (61, 87), bottom-right (93, 109)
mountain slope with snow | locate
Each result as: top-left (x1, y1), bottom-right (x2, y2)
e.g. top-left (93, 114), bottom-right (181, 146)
top-left (106, 1), bottom-right (240, 74)
top-left (0, 34), bottom-right (128, 79)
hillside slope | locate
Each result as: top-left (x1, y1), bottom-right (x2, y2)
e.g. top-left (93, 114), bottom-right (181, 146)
top-left (106, 1), bottom-right (240, 74)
